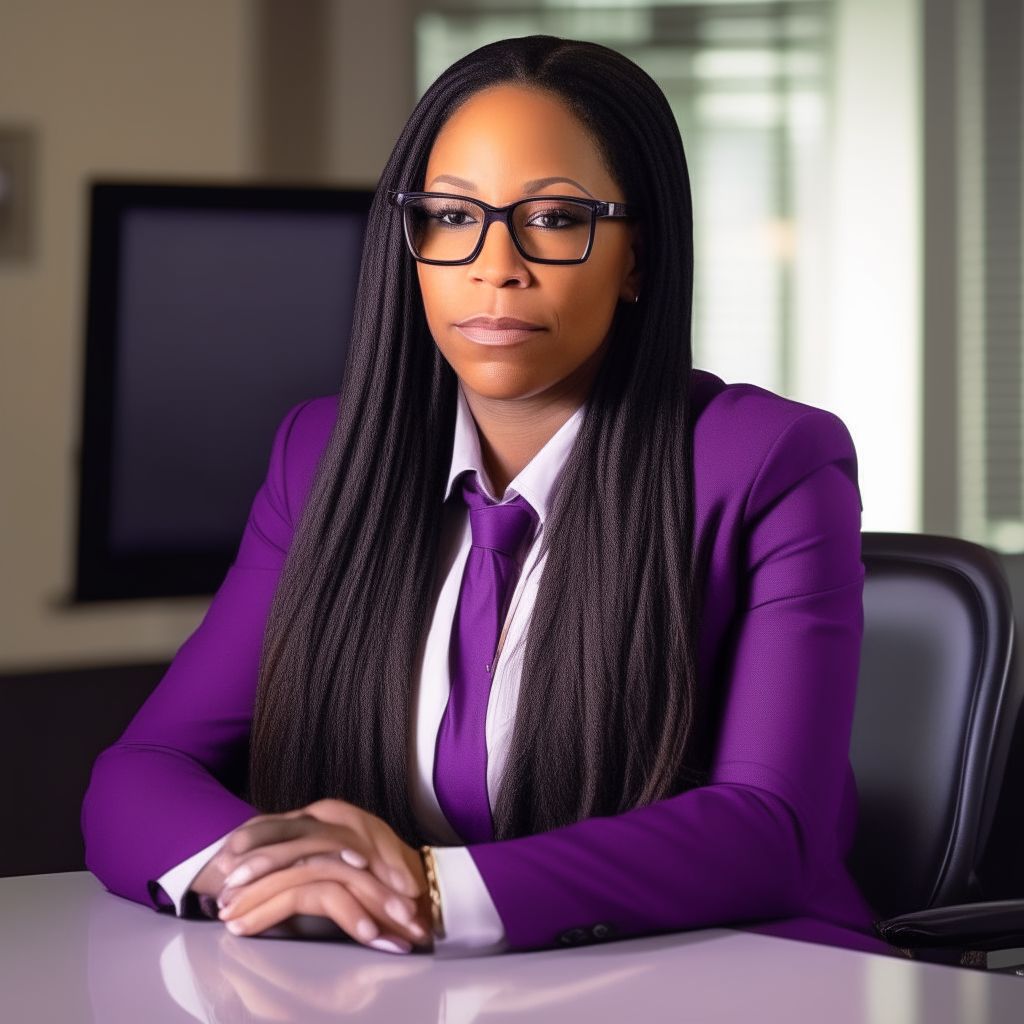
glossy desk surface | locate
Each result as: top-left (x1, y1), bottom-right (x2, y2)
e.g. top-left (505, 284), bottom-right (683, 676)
top-left (2, 872), bottom-right (1024, 1023)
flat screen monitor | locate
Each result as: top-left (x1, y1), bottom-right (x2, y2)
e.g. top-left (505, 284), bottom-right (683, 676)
top-left (76, 182), bottom-right (374, 601)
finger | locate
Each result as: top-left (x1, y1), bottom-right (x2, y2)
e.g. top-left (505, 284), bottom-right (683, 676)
top-left (381, 835), bottom-right (426, 899)
top-left (219, 831), bottom-right (372, 892)
top-left (348, 820), bottom-right (421, 899)
top-left (222, 879), bottom-right (375, 942)
top-left (225, 880), bottom-right (412, 953)
top-left (211, 819), bottom-right (313, 886)
top-left (221, 815), bottom-right (320, 859)
top-left (220, 811), bottom-right (368, 862)
top-left (336, 860), bottom-right (427, 942)
top-left (220, 857), bottom-right (426, 943)
top-left (300, 801), bottom-right (419, 897)
top-left (230, 860), bottom-right (428, 946)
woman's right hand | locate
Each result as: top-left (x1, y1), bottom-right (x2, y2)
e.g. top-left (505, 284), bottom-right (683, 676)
top-left (190, 799), bottom-right (431, 951)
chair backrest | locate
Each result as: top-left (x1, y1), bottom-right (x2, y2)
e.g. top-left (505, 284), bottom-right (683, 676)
top-left (847, 533), bottom-right (1020, 919)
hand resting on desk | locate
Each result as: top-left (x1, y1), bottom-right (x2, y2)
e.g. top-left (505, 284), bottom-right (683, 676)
top-left (190, 799), bottom-right (432, 953)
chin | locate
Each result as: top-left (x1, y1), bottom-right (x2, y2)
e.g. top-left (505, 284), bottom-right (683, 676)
top-left (459, 369), bottom-right (550, 402)
top-left (465, 381), bottom-right (543, 402)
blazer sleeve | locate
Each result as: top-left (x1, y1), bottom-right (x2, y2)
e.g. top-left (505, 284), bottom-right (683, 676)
top-left (468, 408), bottom-right (872, 951)
top-left (82, 397), bottom-right (335, 908)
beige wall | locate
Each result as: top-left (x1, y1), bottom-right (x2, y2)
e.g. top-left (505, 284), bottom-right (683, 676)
top-left (332, 0), bottom-right (415, 185)
top-left (0, 0), bottom-right (416, 671)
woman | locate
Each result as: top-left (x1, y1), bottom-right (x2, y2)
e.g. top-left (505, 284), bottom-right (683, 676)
top-left (84, 36), bottom-right (884, 957)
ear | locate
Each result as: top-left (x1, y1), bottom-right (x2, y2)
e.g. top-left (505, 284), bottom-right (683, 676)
top-left (619, 223), bottom-right (643, 304)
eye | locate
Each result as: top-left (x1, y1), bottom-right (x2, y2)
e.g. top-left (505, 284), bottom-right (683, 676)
top-left (430, 205), bottom-right (479, 228)
top-left (523, 204), bottom-right (589, 230)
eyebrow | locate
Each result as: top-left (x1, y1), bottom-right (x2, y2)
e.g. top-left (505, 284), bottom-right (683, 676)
top-left (425, 173), bottom-right (596, 198)
top-left (427, 174), bottom-right (477, 191)
top-left (522, 176), bottom-right (595, 198)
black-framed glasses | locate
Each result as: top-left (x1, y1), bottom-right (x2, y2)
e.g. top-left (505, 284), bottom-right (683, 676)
top-left (389, 191), bottom-right (637, 265)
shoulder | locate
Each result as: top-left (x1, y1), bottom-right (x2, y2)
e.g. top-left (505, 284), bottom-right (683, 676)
top-left (240, 396), bottom-right (337, 560)
top-left (690, 369), bottom-right (859, 518)
top-left (266, 395), bottom-right (338, 523)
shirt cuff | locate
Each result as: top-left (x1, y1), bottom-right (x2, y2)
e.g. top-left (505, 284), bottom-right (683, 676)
top-left (430, 845), bottom-right (507, 956)
top-left (155, 834), bottom-right (231, 916)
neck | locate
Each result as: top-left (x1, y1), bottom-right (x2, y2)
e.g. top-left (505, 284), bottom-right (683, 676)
top-left (462, 345), bottom-right (605, 497)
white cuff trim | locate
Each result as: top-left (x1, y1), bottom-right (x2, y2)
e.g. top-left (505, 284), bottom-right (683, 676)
top-left (431, 846), bottom-right (507, 957)
top-left (155, 834), bottom-right (231, 916)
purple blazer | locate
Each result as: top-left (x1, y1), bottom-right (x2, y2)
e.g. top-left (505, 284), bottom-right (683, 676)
top-left (83, 370), bottom-right (886, 955)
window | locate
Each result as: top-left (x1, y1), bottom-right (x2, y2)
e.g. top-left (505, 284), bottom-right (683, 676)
top-left (416, 0), bottom-right (923, 534)
top-left (417, 0), bottom-right (832, 397)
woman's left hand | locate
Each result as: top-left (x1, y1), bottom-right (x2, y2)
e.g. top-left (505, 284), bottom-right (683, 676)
top-left (208, 799), bottom-right (432, 951)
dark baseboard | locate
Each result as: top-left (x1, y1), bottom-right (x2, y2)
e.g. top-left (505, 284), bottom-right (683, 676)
top-left (0, 662), bottom-right (168, 877)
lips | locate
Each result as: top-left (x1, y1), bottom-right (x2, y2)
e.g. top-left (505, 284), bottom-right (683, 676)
top-left (454, 316), bottom-right (545, 347)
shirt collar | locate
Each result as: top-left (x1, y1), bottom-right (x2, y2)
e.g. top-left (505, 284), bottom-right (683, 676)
top-left (444, 385), bottom-right (584, 525)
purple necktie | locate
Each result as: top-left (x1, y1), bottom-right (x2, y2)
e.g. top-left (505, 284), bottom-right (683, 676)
top-left (434, 474), bottom-right (538, 843)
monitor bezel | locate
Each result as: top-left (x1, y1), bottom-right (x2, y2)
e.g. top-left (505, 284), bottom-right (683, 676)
top-left (75, 181), bottom-right (374, 602)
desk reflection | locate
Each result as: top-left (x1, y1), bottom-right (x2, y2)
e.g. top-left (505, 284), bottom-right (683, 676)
top-left (159, 927), bottom-right (652, 1023)
top-left (86, 886), bottom-right (739, 1024)
top-left (83, 877), bottom-right (1017, 1024)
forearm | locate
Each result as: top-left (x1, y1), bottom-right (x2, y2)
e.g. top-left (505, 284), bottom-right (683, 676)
top-left (469, 783), bottom-right (810, 951)
top-left (83, 744), bottom-right (255, 907)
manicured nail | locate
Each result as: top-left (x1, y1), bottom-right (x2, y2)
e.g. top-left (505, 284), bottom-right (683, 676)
top-left (384, 898), bottom-right (413, 926)
top-left (223, 864), bottom-right (254, 889)
top-left (225, 919), bottom-right (246, 935)
top-left (355, 918), bottom-right (379, 942)
top-left (390, 869), bottom-right (413, 895)
top-left (368, 937), bottom-right (411, 954)
top-left (341, 849), bottom-right (368, 869)
top-left (216, 887), bottom-right (238, 910)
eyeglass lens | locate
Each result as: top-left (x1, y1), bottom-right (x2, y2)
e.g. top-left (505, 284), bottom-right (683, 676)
top-left (404, 197), bottom-right (594, 262)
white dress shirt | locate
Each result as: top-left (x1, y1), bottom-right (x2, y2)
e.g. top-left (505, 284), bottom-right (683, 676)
top-left (158, 387), bottom-right (584, 954)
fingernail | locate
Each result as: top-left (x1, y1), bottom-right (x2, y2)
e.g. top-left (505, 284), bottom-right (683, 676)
top-left (216, 888), bottom-right (238, 910)
top-left (223, 864), bottom-right (254, 889)
top-left (225, 920), bottom-right (246, 935)
top-left (368, 937), bottom-right (412, 954)
top-left (355, 918), bottom-right (379, 942)
top-left (407, 922), bottom-right (427, 941)
top-left (341, 849), bottom-right (368, 869)
top-left (384, 898), bottom-right (413, 926)
top-left (390, 869), bottom-right (413, 895)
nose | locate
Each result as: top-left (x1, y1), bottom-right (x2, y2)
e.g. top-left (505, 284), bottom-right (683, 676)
top-left (470, 221), bottom-right (531, 288)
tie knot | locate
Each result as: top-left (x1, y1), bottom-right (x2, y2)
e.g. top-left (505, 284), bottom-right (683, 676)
top-left (462, 476), bottom-right (537, 557)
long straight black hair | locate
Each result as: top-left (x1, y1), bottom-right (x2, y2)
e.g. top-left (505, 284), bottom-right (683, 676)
top-left (249, 36), bottom-right (704, 844)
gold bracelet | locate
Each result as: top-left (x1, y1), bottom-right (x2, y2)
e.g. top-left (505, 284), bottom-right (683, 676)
top-left (419, 845), bottom-right (446, 940)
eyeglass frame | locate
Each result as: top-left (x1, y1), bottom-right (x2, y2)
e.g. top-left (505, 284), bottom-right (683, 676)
top-left (388, 190), bottom-right (638, 266)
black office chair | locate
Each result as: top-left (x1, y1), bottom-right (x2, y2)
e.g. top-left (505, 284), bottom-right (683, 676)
top-left (848, 533), bottom-right (1024, 964)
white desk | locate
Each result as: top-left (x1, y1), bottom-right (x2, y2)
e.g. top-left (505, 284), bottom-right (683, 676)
top-left (2, 872), bottom-right (1023, 1023)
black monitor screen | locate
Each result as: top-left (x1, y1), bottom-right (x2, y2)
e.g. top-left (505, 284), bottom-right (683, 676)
top-left (77, 183), bottom-right (374, 600)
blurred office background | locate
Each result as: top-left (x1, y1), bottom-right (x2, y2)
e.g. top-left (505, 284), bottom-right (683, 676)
top-left (0, 0), bottom-right (1011, 658)
top-left (5, 0), bottom-right (1024, 877)
top-left (0, 0), bottom-right (931, 676)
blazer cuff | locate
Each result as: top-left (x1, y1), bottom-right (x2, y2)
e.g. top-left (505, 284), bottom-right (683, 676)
top-left (154, 833), bottom-right (231, 916)
top-left (431, 846), bottom-right (507, 956)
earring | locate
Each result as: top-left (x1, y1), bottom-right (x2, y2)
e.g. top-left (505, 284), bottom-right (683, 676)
top-left (632, 293), bottom-right (640, 304)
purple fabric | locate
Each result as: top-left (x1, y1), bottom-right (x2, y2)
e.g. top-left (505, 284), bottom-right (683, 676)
top-left (82, 371), bottom-right (888, 955)
top-left (434, 475), bottom-right (537, 844)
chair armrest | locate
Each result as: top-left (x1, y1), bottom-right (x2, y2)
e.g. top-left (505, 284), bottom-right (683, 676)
top-left (878, 899), bottom-right (1024, 951)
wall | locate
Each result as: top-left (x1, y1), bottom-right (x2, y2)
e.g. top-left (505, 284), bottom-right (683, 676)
top-left (0, 0), bottom-right (416, 671)
top-left (0, 0), bottom-right (252, 671)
